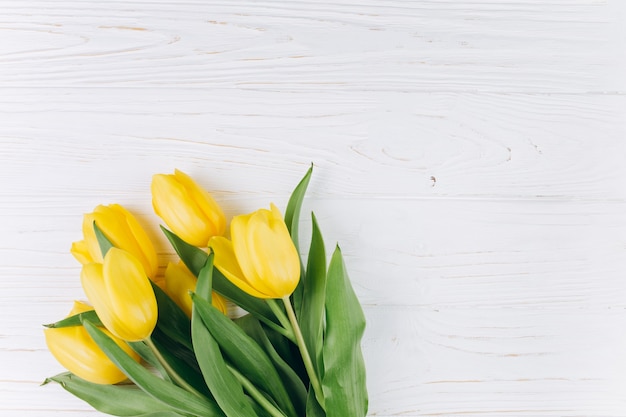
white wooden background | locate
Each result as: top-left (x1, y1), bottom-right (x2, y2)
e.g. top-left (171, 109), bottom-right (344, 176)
top-left (1, 0), bottom-right (626, 416)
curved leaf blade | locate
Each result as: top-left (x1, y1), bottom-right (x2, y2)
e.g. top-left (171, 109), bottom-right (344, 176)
top-left (300, 212), bottom-right (326, 377)
top-left (43, 310), bottom-right (102, 328)
top-left (284, 164), bottom-right (313, 251)
top-left (81, 319), bottom-right (224, 417)
top-left (43, 372), bottom-right (185, 417)
top-left (322, 246), bottom-right (367, 417)
top-left (235, 314), bottom-right (307, 416)
top-left (193, 295), bottom-right (298, 417)
top-left (191, 255), bottom-right (258, 417)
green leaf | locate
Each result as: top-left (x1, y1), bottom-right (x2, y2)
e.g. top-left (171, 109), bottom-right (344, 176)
top-left (93, 221), bottom-right (114, 258)
top-left (43, 310), bottom-right (102, 328)
top-left (150, 333), bottom-right (211, 398)
top-left (128, 341), bottom-right (172, 383)
top-left (305, 388), bottom-right (326, 417)
top-left (322, 246), bottom-right (368, 417)
top-left (161, 226), bottom-right (276, 323)
top-left (191, 254), bottom-right (258, 417)
top-left (284, 163), bottom-right (313, 251)
top-left (150, 326), bottom-right (201, 376)
top-left (235, 315), bottom-right (307, 417)
top-left (299, 212), bottom-right (327, 377)
top-left (81, 319), bottom-right (224, 417)
top-left (195, 255), bottom-right (214, 300)
top-left (151, 281), bottom-right (192, 351)
top-left (286, 165), bottom-right (313, 321)
top-left (43, 372), bottom-right (185, 417)
top-left (193, 295), bottom-right (298, 417)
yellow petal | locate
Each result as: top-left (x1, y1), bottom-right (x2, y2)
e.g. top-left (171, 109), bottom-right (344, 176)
top-left (92, 205), bottom-right (158, 279)
top-left (211, 291), bottom-right (229, 315)
top-left (102, 248), bottom-right (158, 341)
top-left (164, 261), bottom-right (197, 318)
top-left (174, 169), bottom-right (226, 237)
top-left (152, 174), bottom-right (214, 246)
top-left (111, 204), bottom-right (159, 278)
top-left (209, 236), bottom-right (268, 298)
top-left (69, 300), bottom-right (93, 315)
top-left (82, 213), bottom-right (104, 264)
top-left (70, 240), bottom-right (93, 265)
top-left (248, 208), bottom-right (299, 297)
top-left (44, 325), bottom-right (139, 384)
top-left (227, 205), bottom-right (300, 299)
top-left (81, 263), bottom-right (118, 338)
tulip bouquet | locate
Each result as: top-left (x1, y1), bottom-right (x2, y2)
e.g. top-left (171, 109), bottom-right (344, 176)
top-left (43, 167), bottom-right (367, 417)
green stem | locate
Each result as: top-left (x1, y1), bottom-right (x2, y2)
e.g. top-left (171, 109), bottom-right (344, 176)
top-left (281, 296), bottom-right (325, 410)
top-left (266, 299), bottom-right (296, 342)
top-left (144, 337), bottom-right (205, 399)
top-left (227, 365), bottom-right (287, 417)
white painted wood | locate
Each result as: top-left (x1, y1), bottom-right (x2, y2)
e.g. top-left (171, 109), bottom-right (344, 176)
top-left (1, 1), bottom-right (626, 416)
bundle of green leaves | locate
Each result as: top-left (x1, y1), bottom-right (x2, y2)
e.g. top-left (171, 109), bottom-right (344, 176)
top-left (43, 167), bottom-right (368, 417)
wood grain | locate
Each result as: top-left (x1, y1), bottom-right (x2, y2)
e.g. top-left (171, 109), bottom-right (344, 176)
top-left (1, 1), bottom-right (625, 92)
top-left (1, 0), bottom-right (625, 416)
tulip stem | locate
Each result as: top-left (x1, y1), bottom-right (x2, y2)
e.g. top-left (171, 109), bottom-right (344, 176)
top-left (266, 299), bottom-right (295, 342)
top-left (144, 337), bottom-right (205, 399)
top-left (281, 296), bottom-right (326, 410)
top-left (228, 364), bottom-right (288, 417)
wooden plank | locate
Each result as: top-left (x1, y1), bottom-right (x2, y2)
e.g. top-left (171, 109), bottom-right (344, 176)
top-left (1, 89), bottom-right (624, 200)
top-left (0, 1), bottom-right (623, 92)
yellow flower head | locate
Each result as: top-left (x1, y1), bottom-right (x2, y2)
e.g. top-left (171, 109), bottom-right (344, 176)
top-left (151, 169), bottom-right (226, 247)
top-left (164, 261), bottom-right (228, 317)
top-left (81, 248), bottom-right (158, 342)
top-left (71, 204), bottom-right (158, 279)
top-left (44, 301), bottom-right (140, 384)
top-left (210, 203), bottom-right (300, 299)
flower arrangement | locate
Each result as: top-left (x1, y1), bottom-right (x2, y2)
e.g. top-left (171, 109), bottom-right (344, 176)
top-left (43, 166), bottom-right (368, 417)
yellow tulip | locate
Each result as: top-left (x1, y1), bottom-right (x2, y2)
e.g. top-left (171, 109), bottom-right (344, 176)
top-left (71, 204), bottom-right (158, 279)
top-left (81, 248), bottom-right (158, 342)
top-left (164, 261), bottom-right (228, 317)
top-left (151, 169), bottom-right (226, 247)
top-left (44, 301), bottom-right (140, 385)
top-left (209, 203), bottom-right (300, 299)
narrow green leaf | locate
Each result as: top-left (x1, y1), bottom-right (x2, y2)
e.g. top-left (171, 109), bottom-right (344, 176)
top-left (43, 310), bottom-right (102, 328)
top-left (191, 255), bottom-right (257, 417)
top-left (81, 319), bottom-right (224, 417)
top-left (300, 212), bottom-right (327, 377)
top-left (286, 165), bottom-right (313, 322)
top-left (93, 221), bottom-right (114, 258)
top-left (150, 333), bottom-right (211, 398)
top-left (284, 163), bottom-right (313, 251)
top-left (150, 326), bottom-right (201, 376)
top-left (195, 254), bottom-right (214, 300)
top-left (161, 226), bottom-right (276, 323)
top-left (44, 372), bottom-right (185, 417)
top-left (193, 295), bottom-right (298, 417)
top-left (305, 388), bottom-right (326, 417)
top-left (235, 315), bottom-right (307, 416)
top-left (128, 341), bottom-right (172, 383)
top-left (151, 281), bottom-right (192, 351)
top-left (322, 246), bottom-right (368, 417)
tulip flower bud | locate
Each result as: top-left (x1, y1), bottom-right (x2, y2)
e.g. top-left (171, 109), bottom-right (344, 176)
top-left (151, 169), bottom-right (226, 247)
top-left (44, 301), bottom-right (140, 384)
top-left (210, 203), bottom-right (300, 299)
top-left (81, 248), bottom-right (158, 342)
top-left (71, 204), bottom-right (158, 279)
top-left (164, 261), bottom-right (228, 317)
